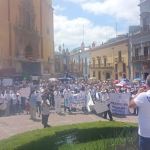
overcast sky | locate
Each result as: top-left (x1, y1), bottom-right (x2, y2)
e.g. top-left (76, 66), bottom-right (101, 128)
top-left (53, 0), bottom-right (140, 51)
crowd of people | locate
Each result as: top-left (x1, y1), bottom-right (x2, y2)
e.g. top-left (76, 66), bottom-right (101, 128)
top-left (0, 75), bottom-right (149, 150)
top-left (0, 77), bottom-right (146, 126)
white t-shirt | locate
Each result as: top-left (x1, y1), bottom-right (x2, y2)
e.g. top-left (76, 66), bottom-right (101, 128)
top-left (41, 100), bottom-right (50, 115)
top-left (134, 90), bottom-right (150, 137)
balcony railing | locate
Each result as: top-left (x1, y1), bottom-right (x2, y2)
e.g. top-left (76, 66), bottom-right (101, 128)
top-left (132, 55), bottom-right (150, 62)
top-left (114, 57), bottom-right (125, 63)
top-left (90, 63), bottom-right (113, 69)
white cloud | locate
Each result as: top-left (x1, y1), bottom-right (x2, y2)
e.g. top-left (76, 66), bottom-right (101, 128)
top-left (63, 0), bottom-right (97, 3)
top-left (65, 0), bottom-right (140, 24)
top-left (53, 5), bottom-right (66, 14)
top-left (53, 0), bottom-right (138, 50)
top-left (54, 14), bottom-right (117, 50)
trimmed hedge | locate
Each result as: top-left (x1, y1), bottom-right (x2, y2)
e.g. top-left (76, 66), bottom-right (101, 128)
top-left (0, 121), bottom-right (138, 150)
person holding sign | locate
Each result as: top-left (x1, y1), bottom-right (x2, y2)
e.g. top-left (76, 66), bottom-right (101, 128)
top-left (102, 89), bottom-right (113, 121)
top-left (41, 96), bottom-right (50, 128)
top-left (129, 75), bottom-right (150, 150)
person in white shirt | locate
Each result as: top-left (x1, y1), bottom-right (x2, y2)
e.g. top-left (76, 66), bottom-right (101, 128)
top-left (16, 93), bottom-right (22, 114)
top-left (5, 90), bottom-right (11, 116)
top-left (41, 96), bottom-right (50, 128)
top-left (36, 91), bottom-right (42, 117)
top-left (0, 91), bottom-right (7, 116)
top-left (30, 90), bottom-right (38, 120)
top-left (129, 75), bottom-right (150, 150)
top-left (11, 91), bottom-right (17, 114)
top-left (54, 89), bottom-right (61, 113)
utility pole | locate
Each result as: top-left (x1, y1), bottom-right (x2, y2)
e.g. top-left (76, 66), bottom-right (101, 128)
top-left (116, 22), bottom-right (118, 37)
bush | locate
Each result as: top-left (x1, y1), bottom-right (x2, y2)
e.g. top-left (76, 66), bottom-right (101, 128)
top-left (0, 121), bottom-right (138, 150)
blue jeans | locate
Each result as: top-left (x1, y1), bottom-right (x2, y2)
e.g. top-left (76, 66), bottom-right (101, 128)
top-left (139, 135), bottom-right (150, 150)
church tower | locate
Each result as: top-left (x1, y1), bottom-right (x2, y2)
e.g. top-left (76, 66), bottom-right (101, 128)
top-left (0, 0), bottom-right (54, 76)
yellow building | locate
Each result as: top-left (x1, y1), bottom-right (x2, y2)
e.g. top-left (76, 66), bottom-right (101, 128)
top-left (0, 0), bottom-right (54, 76)
top-left (90, 36), bottom-right (129, 80)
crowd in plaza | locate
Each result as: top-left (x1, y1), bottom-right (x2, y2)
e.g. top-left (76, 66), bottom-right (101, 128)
top-left (0, 77), bottom-right (146, 127)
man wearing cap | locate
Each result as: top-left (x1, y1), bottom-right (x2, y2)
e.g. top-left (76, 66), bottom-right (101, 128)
top-left (129, 75), bottom-right (150, 150)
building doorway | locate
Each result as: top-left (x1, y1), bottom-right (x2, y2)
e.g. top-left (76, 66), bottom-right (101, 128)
top-left (98, 71), bottom-right (101, 80)
top-left (106, 73), bottom-right (110, 80)
top-left (22, 62), bottom-right (41, 75)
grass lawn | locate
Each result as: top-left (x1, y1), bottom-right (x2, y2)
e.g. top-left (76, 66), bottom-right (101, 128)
top-left (0, 121), bottom-right (138, 150)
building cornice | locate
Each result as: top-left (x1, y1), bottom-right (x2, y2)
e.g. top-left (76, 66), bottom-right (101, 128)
top-left (91, 38), bottom-right (129, 52)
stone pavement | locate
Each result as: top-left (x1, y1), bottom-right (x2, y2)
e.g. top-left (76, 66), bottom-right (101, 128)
top-left (0, 113), bottom-right (138, 140)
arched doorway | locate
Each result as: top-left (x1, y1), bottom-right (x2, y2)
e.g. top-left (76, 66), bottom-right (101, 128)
top-left (106, 72), bottom-right (110, 80)
top-left (25, 44), bottom-right (33, 59)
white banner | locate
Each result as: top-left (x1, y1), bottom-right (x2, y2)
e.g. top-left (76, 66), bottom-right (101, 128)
top-left (2, 78), bottom-right (13, 87)
top-left (0, 97), bottom-right (7, 110)
top-left (19, 87), bottom-right (31, 98)
top-left (109, 93), bottom-right (131, 115)
top-left (67, 92), bottom-right (87, 109)
top-left (94, 101), bottom-right (109, 114)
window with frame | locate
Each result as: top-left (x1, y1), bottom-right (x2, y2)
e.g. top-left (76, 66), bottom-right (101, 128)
top-left (104, 57), bottom-right (107, 67)
top-left (144, 47), bottom-right (148, 57)
top-left (97, 57), bottom-right (101, 67)
top-left (92, 58), bottom-right (95, 67)
top-left (93, 71), bottom-right (95, 77)
top-left (123, 63), bottom-right (126, 73)
top-left (98, 71), bottom-right (101, 80)
top-left (118, 51), bottom-right (122, 62)
top-left (135, 48), bottom-right (139, 57)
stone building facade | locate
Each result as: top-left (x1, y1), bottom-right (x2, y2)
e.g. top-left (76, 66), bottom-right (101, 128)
top-left (69, 43), bottom-right (91, 79)
top-left (129, 0), bottom-right (150, 80)
top-left (0, 0), bottom-right (54, 76)
top-left (90, 36), bottom-right (129, 80)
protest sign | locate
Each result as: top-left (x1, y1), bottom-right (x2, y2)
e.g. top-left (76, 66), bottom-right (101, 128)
top-left (2, 78), bottom-right (13, 87)
top-left (109, 93), bottom-right (131, 115)
top-left (0, 97), bottom-right (7, 110)
top-left (68, 92), bottom-right (86, 110)
top-left (94, 101), bottom-right (109, 114)
top-left (19, 87), bottom-right (31, 98)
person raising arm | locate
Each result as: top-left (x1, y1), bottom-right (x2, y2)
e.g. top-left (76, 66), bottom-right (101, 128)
top-left (129, 75), bottom-right (150, 150)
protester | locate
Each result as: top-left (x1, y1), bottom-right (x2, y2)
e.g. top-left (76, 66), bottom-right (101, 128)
top-left (54, 89), bottom-right (62, 113)
top-left (0, 90), bottom-right (7, 116)
top-left (16, 93), bottom-right (22, 114)
top-left (36, 90), bottom-right (42, 117)
top-left (102, 89), bottom-right (113, 121)
top-left (29, 90), bottom-right (37, 120)
top-left (129, 75), bottom-right (150, 150)
top-left (25, 98), bottom-right (30, 115)
top-left (41, 96), bottom-right (50, 128)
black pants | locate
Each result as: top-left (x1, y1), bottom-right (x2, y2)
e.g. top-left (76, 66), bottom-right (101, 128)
top-left (103, 110), bottom-right (113, 121)
top-left (42, 114), bottom-right (49, 128)
top-left (64, 106), bottom-right (71, 112)
top-left (49, 97), bottom-right (55, 107)
top-left (36, 101), bottom-right (41, 116)
top-left (21, 97), bottom-right (26, 111)
top-left (139, 136), bottom-right (150, 150)
top-left (103, 104), bottom-right (113, 121)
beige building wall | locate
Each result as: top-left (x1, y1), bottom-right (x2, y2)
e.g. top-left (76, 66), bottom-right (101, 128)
top-left (90, 39), bottom-right (129, 80)
top-left (0, 0), bottom-right (10, 70)
top-left (0, 0), bottom-right (54, 76)
top-left (42, 0), bottom-right (55, 74)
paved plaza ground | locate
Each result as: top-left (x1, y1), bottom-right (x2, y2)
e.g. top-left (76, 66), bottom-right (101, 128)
top-left (0, 112), bottom-right (137, 140)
